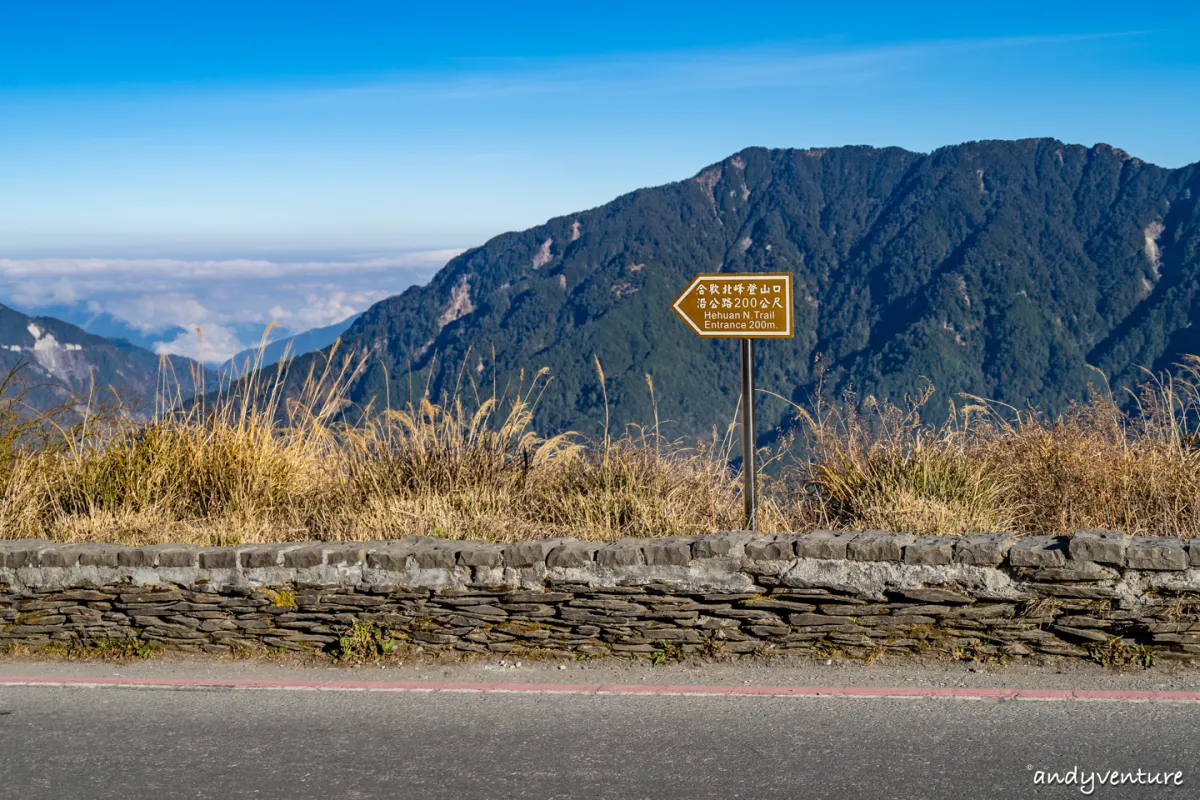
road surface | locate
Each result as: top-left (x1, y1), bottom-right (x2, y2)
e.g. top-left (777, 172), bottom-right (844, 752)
top-left (1, 662), bottom-right (1197, 799)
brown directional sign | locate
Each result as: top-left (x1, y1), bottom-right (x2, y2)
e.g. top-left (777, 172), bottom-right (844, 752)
top-left (672, 272), bottom-right (794, 338)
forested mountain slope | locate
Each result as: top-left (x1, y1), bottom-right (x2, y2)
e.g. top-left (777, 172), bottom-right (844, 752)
top-left (281, 139), bottom-right (1200, 440)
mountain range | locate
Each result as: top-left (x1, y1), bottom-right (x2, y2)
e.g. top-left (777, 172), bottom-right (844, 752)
top-left (263, 138), bottom-right (1200, 442)
top-left (11, 138), bottom-right (1200, 441)
top-left (21, 301), bottom-right (300, 364)
top-left (0, 304), bottom-right (216, 412)
top-left (221, 313), bottom-right (361, 373)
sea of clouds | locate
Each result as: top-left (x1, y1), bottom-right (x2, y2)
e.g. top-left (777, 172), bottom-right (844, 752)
top-left (0, 249), bottom-right (460, 363)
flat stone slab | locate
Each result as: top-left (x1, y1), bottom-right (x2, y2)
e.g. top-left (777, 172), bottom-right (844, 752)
top-left (35, 545), bottom-right (89, 568)
top-left (846, 531), bottom-right (914, 562)
top-left (744, 537), bottom-right (796, 561)
top-left (1068, 530), bottom-right (1128, 566)
top-left (455, 542), bottom-right (504, 568)
top-left (1008, 537), bottom-right (1069, 568)
top-left (595, 540), bottom-right (646, 568)
top-left (1020, 563), bottom-right (1121, 582)
top-left (691, 532), bottom-right (757, 559)
top-left (547, 542), bottom-right (602, 569)
top-left (505, 538), bottom-right (573, 568)
top-left (413, 545), bottom-right (458, 569)
top-left (794, 531), bottom-right (858, 560)
top-left (282, 546), bottom-right (325, 569)
top-left (1126, 538), bottom-right (1188, 571)
top-left (953, 533), bottom-right (1016, 566)
top-left (643, 538), bottom-right (695, 567)
top-left (114, 544), bottom-right (201, 569)
top-left (893, 588), bottom-right (974, 605)
top-left (198, 547), bottom-right (249, 570)
top-left (903, 536), bottom-right (958, 566)
top-left (0, 540), bottom-right (52, 569)
top-left (77, 546), bottom-right (122, 568)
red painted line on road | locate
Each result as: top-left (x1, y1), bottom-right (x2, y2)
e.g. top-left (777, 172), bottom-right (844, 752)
top-left (3, 675), bottom-right (1200, 701)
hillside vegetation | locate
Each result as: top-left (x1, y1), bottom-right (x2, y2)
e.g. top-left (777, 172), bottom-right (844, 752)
top-left (4, 349), bottom-right (1200, 544)
top-left (269, 139), bottom-right (1200, 442)
top-left (0, 303), bottom-right (215, 411)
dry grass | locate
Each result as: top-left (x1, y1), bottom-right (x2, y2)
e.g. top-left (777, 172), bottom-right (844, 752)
top-left (788, 359), bottom-right (1200, 537)
top-left (0, 346), bottom-right (783, 545)
top-left (5, 342), bottom-right (1200, 544)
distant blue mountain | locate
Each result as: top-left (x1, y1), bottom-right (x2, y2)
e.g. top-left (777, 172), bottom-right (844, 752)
top-left (221, 314), bottom-right (361, 373)
top-left (0, 303), bottom-right (218, 410)
top-left (4, 302), bottom-right (293, 365)
top-left (23, 303), bottom-right (164, 351)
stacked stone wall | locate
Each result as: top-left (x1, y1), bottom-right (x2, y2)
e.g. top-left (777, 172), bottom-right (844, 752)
top-left (3, 531), bottom-right (1200, 663)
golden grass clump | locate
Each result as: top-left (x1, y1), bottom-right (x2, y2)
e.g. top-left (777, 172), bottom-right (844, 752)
top-left (326, 362), bottom-right (788, 541)
top-left (790, 359), bottom-right (1200, 537)
top-left (6, 338), bottom-right (1200, 544)
top-left (781, 382), bottom-right (1017, 535)
top-left (0, 339), bottom-right (352, 545)
top-left (0, 344), bottom-right (765, 545)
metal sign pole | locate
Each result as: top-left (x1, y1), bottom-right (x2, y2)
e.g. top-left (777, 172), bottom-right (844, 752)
top-left (740, 338), bottom-right (757, 531)
top-left (671, 272), bottom-right (793, 532)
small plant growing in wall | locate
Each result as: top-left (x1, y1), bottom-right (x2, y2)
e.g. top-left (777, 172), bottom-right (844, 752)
top-left (697, 636), bottom-right (726, 661)
top-left (1089, 636), bottom-right (1155, 669)
top-left (809, 641), bottom-right (842, 661)
top-left (93, 639), bottom-right (159, 661)
top-left (650, 643), bottom-right (683, 666)
top-left (336, 619), bottom-right (396, 662)
top-left (1164, 593), bottom-right (1200, 623)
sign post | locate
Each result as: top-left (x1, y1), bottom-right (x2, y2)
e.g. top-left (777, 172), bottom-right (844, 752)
top-left (672, 272), bottom-right (794, 531)
top-left (740, 338), bottom-right (757, 529)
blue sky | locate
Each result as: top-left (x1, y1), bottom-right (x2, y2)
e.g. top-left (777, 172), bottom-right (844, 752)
top-left (1, 1), bottom-right (1199, 360)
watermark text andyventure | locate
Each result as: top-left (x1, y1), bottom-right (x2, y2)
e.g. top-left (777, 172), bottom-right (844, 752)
top-left (1030, 765), bottom-right (1184, 795)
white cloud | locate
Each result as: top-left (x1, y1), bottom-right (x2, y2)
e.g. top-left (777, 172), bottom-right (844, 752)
top-left (0, 249), bottom-right (457, 362)
top-left (11, 277), bottom-right (79, 307)
top-left (105, 292), bottom-right (215, 334)
top-left (280, 291), bottom-right (356, 331)
top-left (272, 288), bottom-right (394, 332)
top-left (153, 324), bottom-right (244, 364)
top-left (101, 292), bottom-right (250, 361)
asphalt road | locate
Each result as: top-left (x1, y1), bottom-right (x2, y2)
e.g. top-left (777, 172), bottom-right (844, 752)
top-left (1, 681), bottom-right (1197, 800)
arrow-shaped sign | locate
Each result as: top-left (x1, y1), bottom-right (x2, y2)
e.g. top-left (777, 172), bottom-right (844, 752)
top-left (671, 272), bottom-right (794, 338)
top-left (670, 272), bottom-right (794, 532)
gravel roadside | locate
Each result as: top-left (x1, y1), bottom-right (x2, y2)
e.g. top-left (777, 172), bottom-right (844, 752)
top-left (4, 651), bottom-right (1200, 692)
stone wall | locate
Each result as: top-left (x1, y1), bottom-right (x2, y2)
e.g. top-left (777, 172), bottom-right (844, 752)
top-left (3, 531), bottom-right (1200, 664)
